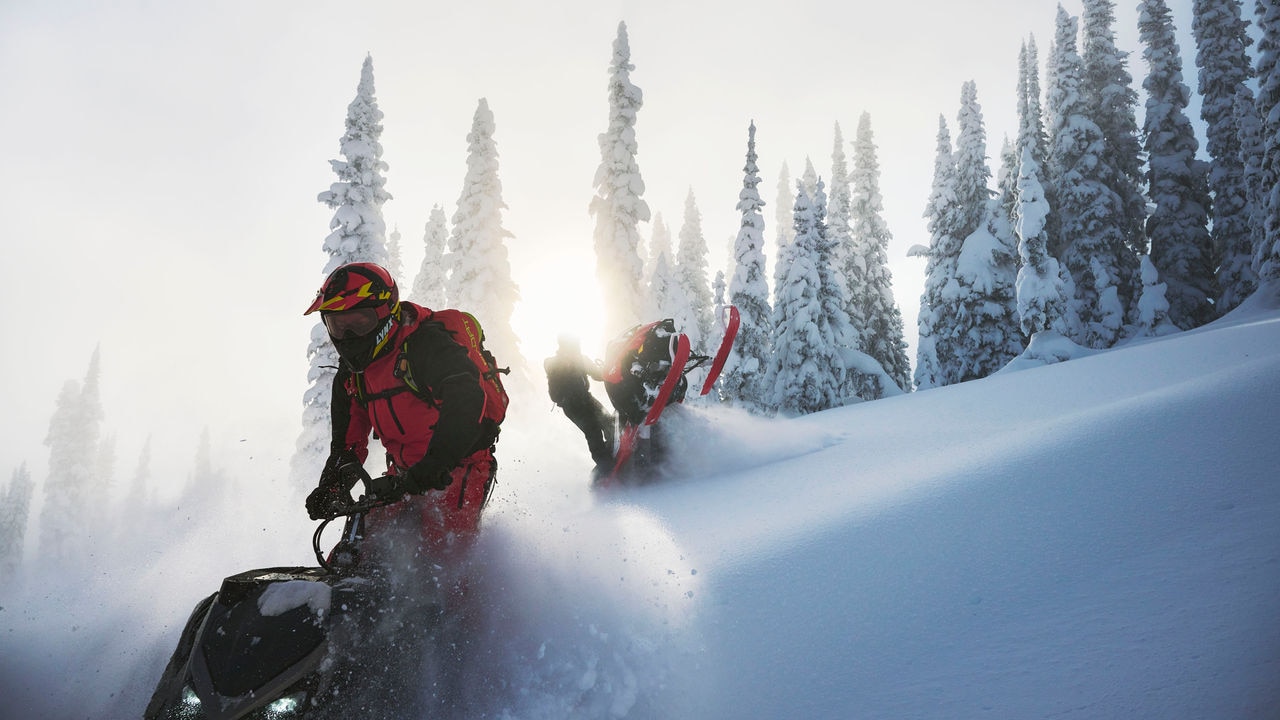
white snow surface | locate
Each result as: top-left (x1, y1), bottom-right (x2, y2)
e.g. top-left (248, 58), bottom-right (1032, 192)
top-left (2, 286), bottom-right (1279, 719)
top-left (257, 579), bottom-right (331, 620)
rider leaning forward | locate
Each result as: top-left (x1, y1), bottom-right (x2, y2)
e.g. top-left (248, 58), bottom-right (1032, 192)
top-left (302, 262), bottom-right (498, 557)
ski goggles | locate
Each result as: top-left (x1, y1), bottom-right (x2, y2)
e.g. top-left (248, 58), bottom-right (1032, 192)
top-left (322, 307), bottom-right (381, 339)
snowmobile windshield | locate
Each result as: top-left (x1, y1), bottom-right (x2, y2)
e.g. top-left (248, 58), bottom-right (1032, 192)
top-left (323, 308), bottom-right (380, 340)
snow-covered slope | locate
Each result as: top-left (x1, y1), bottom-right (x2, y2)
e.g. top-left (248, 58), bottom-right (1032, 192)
top-left (2, 289), bottom-right (1277, 719)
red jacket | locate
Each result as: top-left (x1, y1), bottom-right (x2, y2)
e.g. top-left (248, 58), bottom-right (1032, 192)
top-left (331, 302), bottom-right (488, 476)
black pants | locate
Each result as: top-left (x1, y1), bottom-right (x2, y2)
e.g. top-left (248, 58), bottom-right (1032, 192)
top-left (559, 394), bottom-right (614, 466)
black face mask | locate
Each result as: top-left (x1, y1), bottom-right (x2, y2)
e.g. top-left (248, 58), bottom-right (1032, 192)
top-left (332, 316), bottom-right (393, 371)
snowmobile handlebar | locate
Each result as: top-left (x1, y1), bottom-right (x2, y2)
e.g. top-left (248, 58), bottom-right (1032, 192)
top-left (311, 493), bottom-right (398, 521)
top-left (310, 493), bottom-right (401, 571)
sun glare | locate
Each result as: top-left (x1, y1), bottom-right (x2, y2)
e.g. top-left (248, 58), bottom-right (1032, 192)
top-left (513, 257), bottom-right (610, 368)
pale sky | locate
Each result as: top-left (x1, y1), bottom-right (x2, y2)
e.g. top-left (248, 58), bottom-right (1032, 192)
top-left (0, 0), bottom-right (1201, 491)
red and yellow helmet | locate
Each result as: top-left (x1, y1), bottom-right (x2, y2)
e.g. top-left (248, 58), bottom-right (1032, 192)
top-left (305, 262), bottom-right (399, 316)
top-left (305, 263), bottom-right (402, 370)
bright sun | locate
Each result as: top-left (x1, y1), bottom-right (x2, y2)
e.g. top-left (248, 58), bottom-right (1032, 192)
top-left (513, 252), bottom-right (610, 367)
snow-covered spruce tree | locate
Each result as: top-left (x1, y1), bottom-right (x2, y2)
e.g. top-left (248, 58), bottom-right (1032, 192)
top-left (933, 81), bottom-right (1004, 383)
top-left (294, 54), bottom-right (392, 490)
top-left (411, 204), bottom-right (449, 308)
top-left (1139, 0), bottom-right (1215, 330)
top-left (1082, 0), bottom-right (1148, 319)
top-left (713, 269), bottom-right (727, 320)
top-left (800, 158), bottom-right (820, 204)
top-left (648, 245), bottom-right (682, 320)
top-left (445, 98), bottom-right (525, 377)
top-left (590, 22), bottom-right (651, 335)
top-left (1134, 254), bottom-right (1180, 336)
top-left (1088, 256), bottom-right (1128, 340)
top-left (387, 226), bottom-right (405, 285)
top-left (847, 113), bottom-right (911, 396)
top-left (949, 90), bottom-right (1022, 382)
top-left (1256, 0), bottom-right (1280, 282)
top-left (769, 183), bottom-right (845, 415)
top-left (723, 122), bottom-right (773, 413)
top-left (1015, 145), bottom-right (1070, 337)
top-left (812, 177), bottom-right (856, 390)
top-left (40, 348), bottom-right (104, 563)
top-left (774, 162), bottom-right (795, 291)
top-left (674, 188), bottom-right (714, 349)
top-left (645, 212), bottom-right (672, 288)
top-left (827, 122), bottom-right (868, 401)
top-left (829, 122), bottom-right (859, 343)
top-left (1017, 36), bottom-right (1062, 258)
top-left (1195, 0), bottom-right (1261, 310)
top-left (914, 115), bottom-right (959, 390)
top-left (0, 464), bottom-right (35, 578)
top-left (1047, 7), bottom-right (1128, 348)
top-left (316, 56), bottom-right (392, 273)
top-left (1237, 87), bottom-right (1268, 266)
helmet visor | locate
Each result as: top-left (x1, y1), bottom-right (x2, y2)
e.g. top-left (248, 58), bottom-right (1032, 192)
top-left (323, 308), bottom-right (380, 340)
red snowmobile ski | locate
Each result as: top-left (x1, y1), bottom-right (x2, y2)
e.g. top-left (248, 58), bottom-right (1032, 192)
top-left (699, 304), bottom-right (741, 395)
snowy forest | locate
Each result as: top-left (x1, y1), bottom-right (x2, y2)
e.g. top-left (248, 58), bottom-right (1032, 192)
top-left (3, 0), bottom-right (1280, 602)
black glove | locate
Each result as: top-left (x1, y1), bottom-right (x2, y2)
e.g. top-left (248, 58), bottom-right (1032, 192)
top-left (306, 449), bottom-right (371, 519)
top-left (306, 483), bottom-right (353, 520)
top-left (364, 473), bottom-right (401, 500)
top-left (401, 457), bottom-right (455, 494)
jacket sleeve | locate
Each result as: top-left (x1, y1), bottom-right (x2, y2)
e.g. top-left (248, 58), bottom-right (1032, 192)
top-left (331, 365), bottom-right (372, 464)
top-left (406, 323), bottom-right (486, 472)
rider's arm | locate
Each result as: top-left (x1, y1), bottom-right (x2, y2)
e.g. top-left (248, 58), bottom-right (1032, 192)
top-left (331, 365), bottom-right (372, 463)
top-left (406, 324), bottom-right (485, 474)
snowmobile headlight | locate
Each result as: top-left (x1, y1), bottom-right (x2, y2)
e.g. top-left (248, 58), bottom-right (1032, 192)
top-left (258, 691), bottom-right (307, 718)
top-left (162, 684), bottom-right (206, 719)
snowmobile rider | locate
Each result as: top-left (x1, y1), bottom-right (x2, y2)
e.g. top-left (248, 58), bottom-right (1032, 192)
top-left (303, 262), bottom-right (497, 552)
top-left (544, 334), bottom-right (615, 472)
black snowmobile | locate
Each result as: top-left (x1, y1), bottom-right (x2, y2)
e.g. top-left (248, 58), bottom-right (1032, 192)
top-left (144, 496), bottom-right (448, 720)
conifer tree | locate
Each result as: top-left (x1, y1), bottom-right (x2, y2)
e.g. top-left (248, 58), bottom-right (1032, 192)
top-left (387, 226), bottom-right (405, 285)
top-left (446, 98), bottom-right (524, 375)
top-left (949, 85), bottom-right (1022, 380)
top-left (1134, 254), bottom-right (1180, 336)
top-left (1194, 0), bottom-right (1261, 309)
top-left (294, 55), bottom-right (391, 489)
top-left (646, 212), bottom-right (673, 287)
top-left (1256, 0), bottom-right (1280, 282)
top-left (723, 122), bottom-right (773, 413)
top-left (1139, 0), bottom-right (1215, 329)
top-left (826, 121), bottom-right (867, 401)
top-left (1015, 146), bottom-right (1070, 337)
top-left (1237, 87), bottom-right (1268, 262)
top-left (1048, 7), bottom-right (1128, 348)
top-left (774, 163), bottom-right (795, 306)
top-left (828, 122), bottom-right (858, 341)
top-left (0, 464), bottom-right (34, 578)
top-left (953, 202), bottom-right (1023, 380)
top-left (1017, 36), bottom-right (1060, 256)
top-left (40, 348), bottom-right (104, 562)
top-left (1082, 0), bottom-right (1148, 318)
top-left (915, 116), bottom-right (959, 390)
top-left (316, 55), bottom-right (392, 274)
top-left (934, 81), bottom-right (1001, 382)
top-left (674, 189), bottom-right (713, 348)
top-left (812, 178), bottom-right (856, 374)
top-left (847, 113), bottom-right (911, 395)
top-left (411, 204), bottom-right (449, 308)
top-left (648, 247), bottom-right (681, 320)
top-left (590, 22), bottom-right (651, 334)
top-left (769, 184), bottom-right (844, 414)
top-left (774, 162), bottom-right (795, 294)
